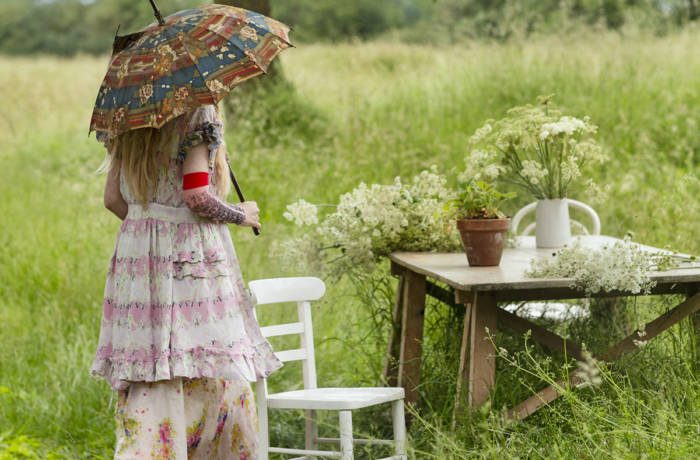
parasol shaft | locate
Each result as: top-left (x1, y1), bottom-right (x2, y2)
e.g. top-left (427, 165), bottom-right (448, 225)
top-left (149, 0), bottom-right (166, 26)
top-left (228, 161), bottom-right (260, 236)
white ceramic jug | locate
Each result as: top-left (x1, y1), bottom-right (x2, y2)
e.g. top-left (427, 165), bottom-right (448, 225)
top-left (535, 198), bottom-right (573, 248)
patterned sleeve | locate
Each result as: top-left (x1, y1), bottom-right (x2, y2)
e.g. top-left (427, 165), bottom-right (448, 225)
top-left (183, 190), bottom-right (246, 225)
top-left (176, 104), bottom-right (224, 171)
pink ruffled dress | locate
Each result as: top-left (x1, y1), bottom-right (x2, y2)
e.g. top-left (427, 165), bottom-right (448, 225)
top-left (91, 105), bottom-right (281, 392)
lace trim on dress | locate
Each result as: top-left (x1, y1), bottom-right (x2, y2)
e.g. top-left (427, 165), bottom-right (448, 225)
top-left (176, 121), bottom-right (222, 171)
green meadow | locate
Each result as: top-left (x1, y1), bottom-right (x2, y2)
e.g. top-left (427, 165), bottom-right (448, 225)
top-left (1, 31), bottom-right (699, 458)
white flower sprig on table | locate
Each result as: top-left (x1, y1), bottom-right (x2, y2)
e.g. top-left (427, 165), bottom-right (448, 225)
top-left (525, 238), bottom-right (671, 296)
top-left (280, 167), bottom-right (461, 278)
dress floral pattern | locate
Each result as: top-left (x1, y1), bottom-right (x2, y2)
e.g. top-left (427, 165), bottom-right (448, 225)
top-left (91, 104), bottom-right (281, 458)
top-left (115, 377), bottom-right (257, 459)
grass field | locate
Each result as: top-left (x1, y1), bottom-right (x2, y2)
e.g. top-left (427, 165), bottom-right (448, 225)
top-left (1, 30), bottom-right (699, 458)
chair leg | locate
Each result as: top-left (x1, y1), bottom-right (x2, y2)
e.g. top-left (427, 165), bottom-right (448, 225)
top-left (305, 409), bottom-right (318, 458)
top-left (392, 400), bottom-right (407, 458)
top-left (257, 411), bottom-right (269, 460)
top-left (339, 410), bottom-right (353, 460)
top-left (256, 383), bottom-right (269, 460)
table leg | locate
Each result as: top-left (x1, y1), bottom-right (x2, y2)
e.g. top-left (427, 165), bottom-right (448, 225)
top-left (453, 300), bottom-right (472, 424)
top-left (689, 285), bottom-right (700, 372)
top-left (384, 273), bottom-right (405, 387)
top-left (508, 292), bottom-right (700, 420)
top-left (456, 291), bottom-right (498, 409)
top-left (397, 270), bottom-right (426, 408)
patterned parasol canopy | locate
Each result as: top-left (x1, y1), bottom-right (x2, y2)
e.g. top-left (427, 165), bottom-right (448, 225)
top-left (89, 3), bottom-right (292, 142)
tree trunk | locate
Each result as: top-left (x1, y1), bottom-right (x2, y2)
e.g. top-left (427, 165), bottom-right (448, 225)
top-left (227, 0), bottom-right (271, 16)
top-left (215, 0), bottom-right (311, 150)
top-left (690, 0), bottom-right (699, 21)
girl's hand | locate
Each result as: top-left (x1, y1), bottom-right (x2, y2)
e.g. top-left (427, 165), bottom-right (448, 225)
top-left (239, 201), bottom-right (261, 230)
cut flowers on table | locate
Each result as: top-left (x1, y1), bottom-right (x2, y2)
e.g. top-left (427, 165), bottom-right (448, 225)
top-left (525, 236), bottom-right (695, 296)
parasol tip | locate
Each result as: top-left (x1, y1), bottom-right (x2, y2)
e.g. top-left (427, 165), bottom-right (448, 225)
top-left (148, 0), bottom-right (166, 26)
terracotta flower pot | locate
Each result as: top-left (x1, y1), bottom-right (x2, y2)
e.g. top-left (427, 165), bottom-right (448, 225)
top-left (456, 218), bottom-right (510, 267)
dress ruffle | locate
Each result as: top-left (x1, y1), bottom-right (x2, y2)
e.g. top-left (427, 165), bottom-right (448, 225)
top-left (91, 203), bottom-right (282, 391)
top-left (92, 339), bottom-right (258, 391)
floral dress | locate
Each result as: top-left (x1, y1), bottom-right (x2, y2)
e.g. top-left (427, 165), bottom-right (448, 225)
top-left (91, 105), bottom-right (280, 459)
top-left (114, 377), bottom-right (258, 459)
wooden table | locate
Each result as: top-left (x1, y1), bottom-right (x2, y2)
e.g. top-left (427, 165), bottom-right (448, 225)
top-left (384, 235), bottom-right (700, 419)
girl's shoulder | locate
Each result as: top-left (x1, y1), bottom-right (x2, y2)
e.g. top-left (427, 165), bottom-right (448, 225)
top-left (174, 104), bottom-right (224, 172)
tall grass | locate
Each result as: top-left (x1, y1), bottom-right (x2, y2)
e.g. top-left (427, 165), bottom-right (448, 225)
top-left (1, 30), bottom-right (699, 458)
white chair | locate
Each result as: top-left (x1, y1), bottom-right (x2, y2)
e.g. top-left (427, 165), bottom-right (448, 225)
top-left (249, 277), bottom-right (407, 460)
top-left (506, 200), bottom-right (601, 321)
top-left (503, 300), bottom-right (588, 321)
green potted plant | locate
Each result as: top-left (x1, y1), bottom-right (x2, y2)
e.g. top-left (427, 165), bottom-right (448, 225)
top-left (452, 180), bottom-right (516, 266)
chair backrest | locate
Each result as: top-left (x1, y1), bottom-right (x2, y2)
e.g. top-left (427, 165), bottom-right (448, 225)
top-left (510, 199), bottom-right (601, 236)
top-left (249, 277), bottom-right (326, 391)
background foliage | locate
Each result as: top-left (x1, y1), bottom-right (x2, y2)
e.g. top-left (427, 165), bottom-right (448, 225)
top-left (1, 0), bottom-right (699, 459)
top-left (0, 0), bottom-right (699, 55)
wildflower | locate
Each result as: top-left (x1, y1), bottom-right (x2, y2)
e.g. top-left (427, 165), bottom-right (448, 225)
top-left (469, 123), bottom-right (493, 144)
top-left (560, 156), bottom-right (581, 182)
top-left (585, 179), bottom-right (610, 205)
top-left (539, 116), bottom-right (587, 140)
top-left (574, 140), bottom-right (607, 164)
top-left (483, 164), bottom-right (504, 180)
top-left (575, 351), bottom-right (602, 389)
top-left (467, 99), bottom-right (606, 200)
top-left (526, 238), bottom-right (657, 295)
top-left (521, 160), bottom-right (548, 185)
top-left (462, 149), bottom-right (501, 181)
top-left (280, 168), bottom-right (459, 277)
top-left (283, 199), bottom-right (319, 226)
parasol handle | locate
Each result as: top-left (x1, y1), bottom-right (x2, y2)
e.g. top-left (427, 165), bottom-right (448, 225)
top-left (228, 161), bottom-right (260, 236)
top-left (148, 0), bottom-right (166, 26)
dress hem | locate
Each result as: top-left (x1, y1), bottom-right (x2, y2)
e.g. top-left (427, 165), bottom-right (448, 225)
top-left (91, 340), bottom-right (283, 392)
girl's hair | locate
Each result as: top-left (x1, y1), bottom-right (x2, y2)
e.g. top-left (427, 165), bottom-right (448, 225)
top-left (99, 108), bottom-right (231, 206)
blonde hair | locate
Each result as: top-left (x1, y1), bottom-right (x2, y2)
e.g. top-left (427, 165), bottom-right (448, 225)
top-left (100, 111), bottom-right (232, 206)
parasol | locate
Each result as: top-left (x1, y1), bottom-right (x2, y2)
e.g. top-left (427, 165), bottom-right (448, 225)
top-left (90, 1), bottom-right (293, 235)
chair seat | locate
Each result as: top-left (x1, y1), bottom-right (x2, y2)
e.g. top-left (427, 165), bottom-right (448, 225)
top-left (267, 387), bottom-right (405, 410)
top-left (504, 301), bottom-right (588, 320)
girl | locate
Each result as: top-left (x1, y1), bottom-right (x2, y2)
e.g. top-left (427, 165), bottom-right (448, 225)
top-left (92, 103), bottom-right (281, 459)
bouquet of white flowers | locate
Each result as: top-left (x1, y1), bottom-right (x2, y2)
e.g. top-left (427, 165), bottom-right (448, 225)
top-left (280, 167), bottom-right (460, 278)
top-left (465, 96), bottom-right (608, 200)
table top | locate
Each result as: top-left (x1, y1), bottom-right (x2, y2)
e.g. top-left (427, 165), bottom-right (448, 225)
top-left (390, 235), bottom-right (700, 292)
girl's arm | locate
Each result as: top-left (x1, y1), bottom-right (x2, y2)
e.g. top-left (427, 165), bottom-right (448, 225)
top-left (104, 163), bottom-right (128, 220)
top-left (182, 144), bottom-right (261, 229)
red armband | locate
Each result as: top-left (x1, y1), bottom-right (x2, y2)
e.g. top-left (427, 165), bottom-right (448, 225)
top-left (183, 172), bottom-right (209, 190)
